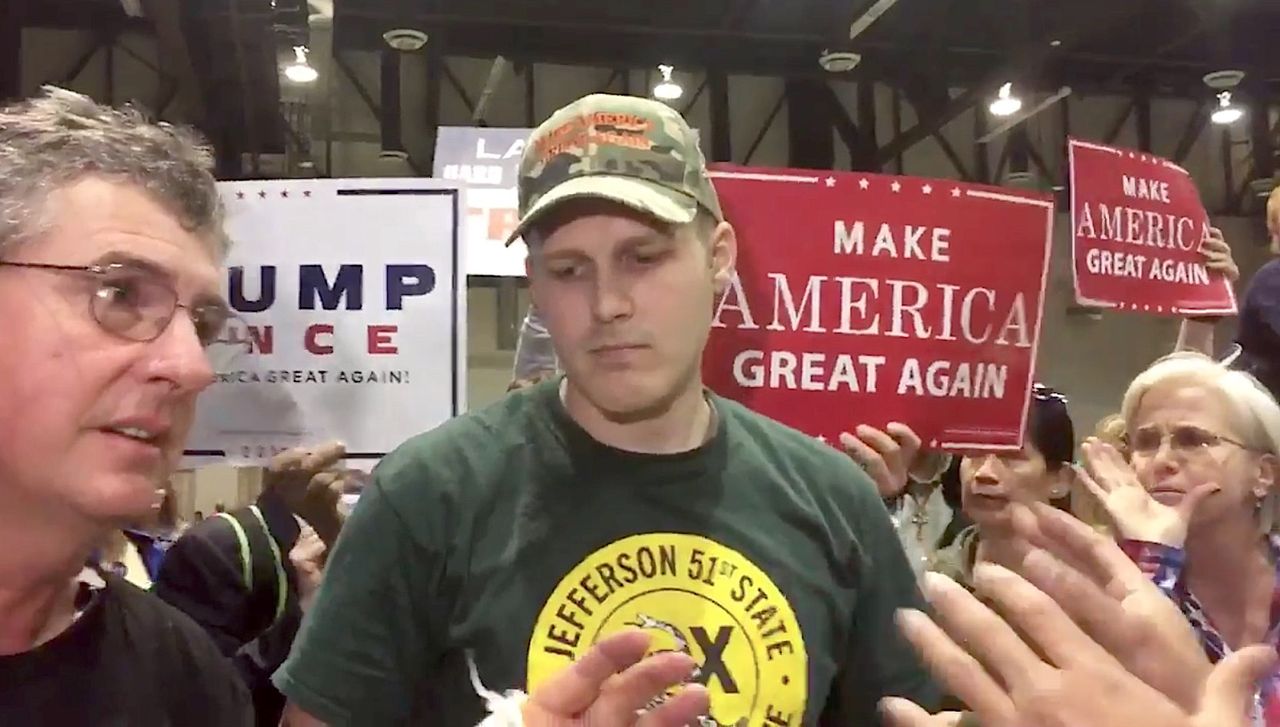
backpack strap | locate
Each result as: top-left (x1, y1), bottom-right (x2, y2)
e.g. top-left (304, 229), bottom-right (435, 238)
top-left (212, 512), bottom-right (253, 590)
top-left (246, 504), bottom-right (289, 624)
top-left (213, 505), bottom-right (289, 626)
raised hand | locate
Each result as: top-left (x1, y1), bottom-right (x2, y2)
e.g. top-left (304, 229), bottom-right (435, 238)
top-left (520, 630), bottom-right (709, 727)
top-left (840, 422), bottom-right (923, 499)
top-left (1199, 227), bottom-right (1239, 282)
top-left (1075, 438), bottom-right (1218, 546)
top-left (265, 441), bottom-right (352, 546)
top-left (879, 564), bottom-right (1274, 727)
top-left (1010, 503), bottom-right (1211, 710)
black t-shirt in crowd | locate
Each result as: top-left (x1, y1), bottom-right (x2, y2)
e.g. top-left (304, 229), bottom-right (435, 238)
top-left (0, 569), bottom-right (251, 726)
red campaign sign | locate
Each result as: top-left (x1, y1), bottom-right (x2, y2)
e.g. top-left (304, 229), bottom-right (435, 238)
top-left (702, 164), bottom-right (1055, 452)
top-left (1068, 137), bottom-right (1236, 316)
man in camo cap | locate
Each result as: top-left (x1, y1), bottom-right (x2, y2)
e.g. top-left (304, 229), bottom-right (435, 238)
top-left (275, 93), bottom-right (936, 726)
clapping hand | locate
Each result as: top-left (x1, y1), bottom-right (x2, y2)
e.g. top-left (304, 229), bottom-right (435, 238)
top-left (521, 630), bottom-right (709, 727)
top-left (1075, 438), bottom-right (1218, 547)
top-left (878, 503), bottom-right (1273, 727)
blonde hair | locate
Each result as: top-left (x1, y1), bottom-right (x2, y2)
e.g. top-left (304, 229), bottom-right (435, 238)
top-left (1094, 413), bottom-right (1127, 451)
top-left (1121, 351), bottom-right (1280, 531)
top-left (1073, 414), bottom-right (1129, 533)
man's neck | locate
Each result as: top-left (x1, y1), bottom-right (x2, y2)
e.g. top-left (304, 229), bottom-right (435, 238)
top-left (562, 376), bottom-right (714, 455)
top-left (0, 495), bottom-right (100, 655)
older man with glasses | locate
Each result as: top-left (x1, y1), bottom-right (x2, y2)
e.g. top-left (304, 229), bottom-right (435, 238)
top-left (0, 87), bottom-right (251, 724)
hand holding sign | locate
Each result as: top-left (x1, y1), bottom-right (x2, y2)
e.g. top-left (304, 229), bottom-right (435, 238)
top-left (1069, 139), bottom-right (1236, 316)
top-left (1199, 227), bottom-right (1238, 283)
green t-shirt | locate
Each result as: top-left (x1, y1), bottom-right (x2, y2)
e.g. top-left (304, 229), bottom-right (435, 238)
top-left (274, 379), bottom-right (938, 725)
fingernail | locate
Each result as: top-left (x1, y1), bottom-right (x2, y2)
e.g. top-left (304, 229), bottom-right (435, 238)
top-left (1021, 548), bottom-right (1055, 575)
top-left (894, 608), bottom-right (930, 632)
top-left (921, 571), bottom-right (962, 599)
top-left (972, 561), bottom-right (1014, 586)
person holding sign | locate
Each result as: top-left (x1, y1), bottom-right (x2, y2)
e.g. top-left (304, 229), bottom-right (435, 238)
top-left (1077, 352), bottom-right (1280, 726)
top-left (275, 93), bottom-right (938, 726)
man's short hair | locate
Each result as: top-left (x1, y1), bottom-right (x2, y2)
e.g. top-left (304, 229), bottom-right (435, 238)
top-left (0, 86), bottom-right (227, 258)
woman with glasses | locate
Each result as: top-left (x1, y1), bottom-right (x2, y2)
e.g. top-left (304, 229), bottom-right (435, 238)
top-left (1079, 351), bottom-right (1280, 726)
top-left (928, 385), bottom-right (1076, 590)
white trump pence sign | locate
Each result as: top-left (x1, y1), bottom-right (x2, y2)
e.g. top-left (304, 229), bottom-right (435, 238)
top-left (184, 178), bottom-right (467, 469)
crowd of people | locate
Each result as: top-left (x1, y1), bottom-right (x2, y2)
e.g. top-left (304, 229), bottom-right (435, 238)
top-left (0, 82), bottom-right (1279, 727)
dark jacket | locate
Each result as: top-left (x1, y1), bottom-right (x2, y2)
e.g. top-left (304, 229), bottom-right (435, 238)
top-left (152, 488), bottom-right (302, 727)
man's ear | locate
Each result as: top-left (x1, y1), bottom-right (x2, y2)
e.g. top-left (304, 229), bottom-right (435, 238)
top-left (709, 221), bottom-right (738, 295)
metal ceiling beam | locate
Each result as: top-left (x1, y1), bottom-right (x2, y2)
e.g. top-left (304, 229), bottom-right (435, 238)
top-left (333, 52), bottom-right (426, 175)
top-left (854, 81), bottom-right (879, 171)
top-left (873, 1), bottom-right (1146, 167)
top-left (708, 69), bottom-right (731, 162)
top-left (1171, 102), bottom-right (1209, 164)
top-left (442, 62), bottom-right (476, 115)
top-left (744, 91), bottom-right (786, 165)
top-left (820, 84), bottom-right (862, 166)
top-left (787, 79), bottom-right (834, 169)
top-left (140, 0), bottom-right (204, 121)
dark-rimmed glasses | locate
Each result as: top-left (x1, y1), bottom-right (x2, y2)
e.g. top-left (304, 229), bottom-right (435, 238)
top-left (0, 261), bottom-right (234, 348)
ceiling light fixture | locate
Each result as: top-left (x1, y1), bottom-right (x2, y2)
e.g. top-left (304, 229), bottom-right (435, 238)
top-left (652, 65), bottom-right (683, 101)
top-left (1210, 91), bottom-right (1244, 125)
top-left (988, 82), bottom-right (1023, 117)
top-left (284, 46), bottom-right (318, 84)
top-left (1204, 70), bottom-right (1246, 126)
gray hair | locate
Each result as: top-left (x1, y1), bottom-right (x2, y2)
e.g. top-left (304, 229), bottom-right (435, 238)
top-left (0, 86), bottom-right (228, 258)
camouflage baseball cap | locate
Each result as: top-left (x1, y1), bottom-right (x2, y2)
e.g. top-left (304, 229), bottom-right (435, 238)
top-left (504, 93), bottom-right (724, 247)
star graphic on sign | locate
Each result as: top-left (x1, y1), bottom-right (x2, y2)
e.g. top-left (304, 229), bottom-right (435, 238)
top-left (951, 187), bottom-right (962, 198)
top-left (280, 190), bottom-right (289, 198)
top-left (824, 176), bottom-right (836, 187)
top-left (257, 190), bottom-right (267, 199)
top-left (929, 439), bottom-right (939, 448)
top-left (1128, 151), bottom-right (1136, 158)
top-left (890, 181), bottom-right (902, 193)
top-left (235, 191), bottom-right (245, 200)
top-left (858, 178), bottom-right (870, 190)
top-left (302, 190), bottom-right (312, 198)
top-left (922, 184), bottom-right (933, 195)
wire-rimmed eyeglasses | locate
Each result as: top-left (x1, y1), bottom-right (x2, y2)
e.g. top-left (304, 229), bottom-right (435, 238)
top-left (0, 261), bottom-right (235, 348)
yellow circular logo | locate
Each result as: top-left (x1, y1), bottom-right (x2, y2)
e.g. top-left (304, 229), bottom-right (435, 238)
top-left (527, 533), bottom-right (807, 726)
